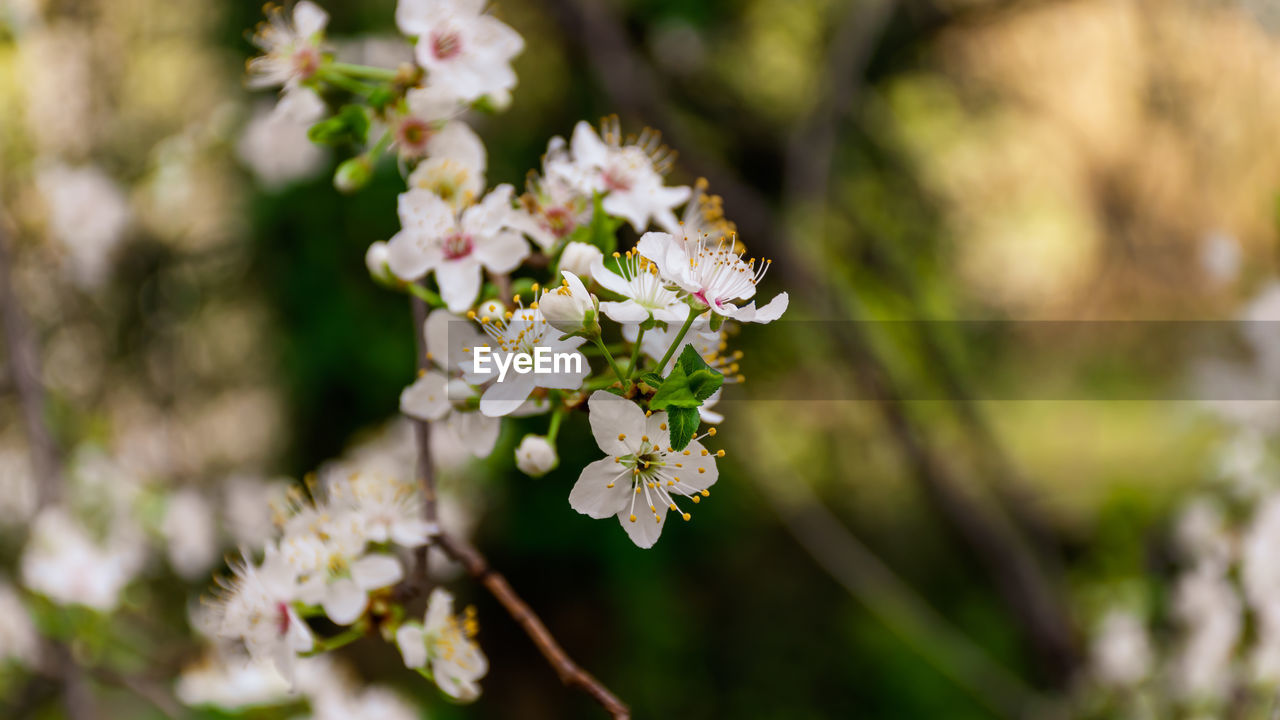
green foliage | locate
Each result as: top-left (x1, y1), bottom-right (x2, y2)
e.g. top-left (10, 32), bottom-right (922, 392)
top-left (649, 345), bottom-right (723, 449)
top-left (565, 192), bottom-right (621, 256)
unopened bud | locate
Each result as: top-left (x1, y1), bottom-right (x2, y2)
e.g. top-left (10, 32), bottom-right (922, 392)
top-left (515, 434), bottom-right (558, 477)
top-left (334, 155), bottom-right (373, 194)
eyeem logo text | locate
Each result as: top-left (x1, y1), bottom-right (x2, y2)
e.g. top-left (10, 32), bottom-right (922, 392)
top-left (472, 346), bottom-right (584, 382)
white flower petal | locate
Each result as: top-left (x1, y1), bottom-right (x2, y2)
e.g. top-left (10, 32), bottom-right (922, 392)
top-left (322, 578), bottom-right (368, 625)
top-left (587, 390), bottom-right (646, 455)
top-left (400, 371), bottom-right (451, 421)
top-left (351, 554), bottom-right (404, 591)
top-left (569, 459), bottom-right (632, 519)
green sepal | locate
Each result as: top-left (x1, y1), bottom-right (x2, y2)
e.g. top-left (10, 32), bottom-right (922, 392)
top-left (709, 312), bottom-right (725, 332)
top-left (308, 104), bottom-right (370, 146)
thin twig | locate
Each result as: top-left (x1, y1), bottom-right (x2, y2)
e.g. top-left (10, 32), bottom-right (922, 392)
top-left (434, 532), bottom-right (631, 720)
top-left (92, 668), bottom-right (181, 719)
top-left (410, 291), bottom-right (437, 594)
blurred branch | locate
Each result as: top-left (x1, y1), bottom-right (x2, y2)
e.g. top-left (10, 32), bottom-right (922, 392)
top-left (747, 451), bottom-right (1052, 719)
top-left (0, 222), bottom-right (101, 720)
top-left (0, 221), bottom-right (62, 507)
top-left (434, 532), bottom-right (632, 720)
top-left (92, 667), bottom-right (181, 719)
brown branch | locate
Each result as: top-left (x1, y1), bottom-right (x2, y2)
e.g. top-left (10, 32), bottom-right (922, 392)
top-left (434, 532), bottom-right (631, 720)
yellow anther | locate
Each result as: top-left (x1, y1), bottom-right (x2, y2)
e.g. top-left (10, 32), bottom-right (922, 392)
top-left (700, 449), bottom-right (708, 456)
top-left (707, 427), bottom-right (717, 436)
top-left (606, 482), bottom-right (615, 488)
top-left (682, 513), bottom-right (691, 521)
top-left (700, 489), bottom-right (710, 497)
top-left (716, 450), bottom-right (725, 457)
top-left (629, 514), bottom-right (637, 523)
top-left (531, 283), bottom-right (540, 292)
top-left (682, 450), bottom-right (691, 456)
top-left (698, 467), bottom-right (706, 474)
top-left (669, 503), bottom-right (677, 511)
top-left (691, 495), bottom-right (701, 503)
top-left (467, 311), bottom-right (477, 319)
top-left (618, 433), bottom-right (626, 440)
top-left (641, 435), bottom-right (649, 442)
top-left (660, 423), bottom-right (668, 430)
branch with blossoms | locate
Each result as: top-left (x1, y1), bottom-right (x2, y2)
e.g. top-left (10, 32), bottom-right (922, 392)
top-left (206, 0), bottom-right (786, 716)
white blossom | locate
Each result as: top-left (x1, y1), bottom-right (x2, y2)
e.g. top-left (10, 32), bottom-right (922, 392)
top-left (395, 587), bottom-right (488, 701)
top-left (322, 470), bottom-right (436, 547)
top-left (212, 549), bottom-right (313, 685)
top-left (636, 230), bottom-right (788, 324)
top-left (558, 241), bottom-right (603, 279)
top-left (386, 184), bottom-right (534, 311)
top-left (277, 518), bottom-right (403, 625)
top-left (400, 309), bottom-right (501, 457)
top-left (0, 580), bottom-right (37, 668)
top-left (395, 0), bottom-right (523, 106)
top-left (460, 305), bottom-right (590, 416)
top-left (591, 248), bottom-right (686, 324)
top-left (238, 88), bottom-right (329, 189)
top-left (1090, 608), bottom-right (1152, 688)
top-left (20, 507), bottom-right (140, 612)
top-left (247, 0), bottom-right (328, 89)
top-left (406, 120), bottom-right (487, 211)
top-left (1172, 563), bottom-right (1241, 701)
top-left (36, 163), bottom-right (131, 289)
top-left (162, 488), bottom-right (219, 581)
top-left (548, 119), bottom-right (690, 233)
top-left (536, 270), bottom-right (597, 333)
top-left (569, 391), bottom-right (719, 548)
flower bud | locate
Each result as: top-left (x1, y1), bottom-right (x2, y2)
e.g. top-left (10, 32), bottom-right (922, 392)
top-left (558, 242), bottom-right (603, 279)
top-left (476, 299), bottom-right (506, 323)
top-left (538, 270), bottom-right (599, 336)
top-left (334, 155), bottom-right (373, 194)
top-left (515, 434), bottom-right (558, 477)
top-left (365, 241), bottom-right (397, 287)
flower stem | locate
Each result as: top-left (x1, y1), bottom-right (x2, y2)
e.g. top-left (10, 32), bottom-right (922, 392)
top-left (547, 407), bottom-right (565, 443)
top-left (328, 62), bottom-right (400, 81)
top-left (406, 282), bottom-right (444, 308)
top-left (655, 311), bottom-right (700, 372)
top-left (316, 67), bottom-right (379, 96)
top-left (301, 623), bottom-right (366, 657)
top-left (592, 337), bottom-right (626, 385)
top-left (624, 325), bottom-right (647, 380)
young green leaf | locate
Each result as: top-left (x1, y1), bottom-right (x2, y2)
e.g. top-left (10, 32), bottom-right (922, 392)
top-left (666, 406), bottom-right (700, 451)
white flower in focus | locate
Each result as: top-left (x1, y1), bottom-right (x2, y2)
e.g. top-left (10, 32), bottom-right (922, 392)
top-left (386, 184), bottom-right (534, 311)
top-left (238, 88), bottom-right (329, 189)
top-left (537, 270), bottom-right (597, 334)
top-left (36, 163), bottom-right (131, 289)
top-left (558, 241), bottom-right (603, 278)
top-left (1090, 608), bottom-right (1151, 688)
top-left (395, 588), bottom-right (488, 702)
top-left (247, 0), bottom-right (328, 89)
top-left (460, 305), bottom-right (590, 417)
top-left (400, 309), bottom-right (501, 458)
top-left (514, 435), bottom-right (557, 477)
top-left (395, 0), bottom-right (523, 106)
top-left (213, 549), bottom-right (313, 685)
top-left (569, 391), bottom-right (719, 548)
top-left (0, 580), bottom-right (37, 668)
top-left (636, 230), bottom-right (788, 324)
top-left (548, 119), bottom-right (690, 233)
top-left (162, 488), bottom-right (219, 581)
top-left (590, 248), bottom-right (685, 324)
top-left (20, 507), bottom-right (138, 612)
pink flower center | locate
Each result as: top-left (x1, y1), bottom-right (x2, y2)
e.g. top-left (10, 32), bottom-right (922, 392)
top-left (602, 167), bottom-right (632, 192)
top-left (430, 31), bottom-right (463, 60)
top-left (543, 207), bottom-right (576, 238)
top-left (397, 118), bottom-right (434, 155)
top-left (442, 232), bottom-right (473, 260)
top-left (291, 46), bottom-right (321, 79)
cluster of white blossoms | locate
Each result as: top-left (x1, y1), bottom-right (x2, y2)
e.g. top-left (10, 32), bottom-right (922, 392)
top-left (1080, 281), bottom-right (1280, 717)
top-left (220, 0), bottom-right (788, 707)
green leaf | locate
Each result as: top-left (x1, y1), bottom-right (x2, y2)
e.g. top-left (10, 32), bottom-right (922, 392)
top-left (307, 105), bottom-right (370, 146)
top-left (685, 367), bottom-right (723, 403)
top-left (639, 372), bottom-right (664, 390)
top-left (666, 406), bottom-right (700, 451)
top-left (709, 312), bottom-right (725, 332)
top-left (649, 364), bottom-right (698, 410)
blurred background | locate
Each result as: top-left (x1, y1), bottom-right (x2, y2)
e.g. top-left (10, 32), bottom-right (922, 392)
top-left (5, 0), bottom-right (1280, 717)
